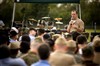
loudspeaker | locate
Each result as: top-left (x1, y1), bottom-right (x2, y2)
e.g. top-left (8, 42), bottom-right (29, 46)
top-left (90, 32), bottom-right (100, 42)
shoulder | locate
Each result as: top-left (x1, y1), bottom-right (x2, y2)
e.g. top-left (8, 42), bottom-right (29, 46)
top-left (21, 52), bottom-right (39, 61)
top-left (13, 58), bottom-right (27, 66)
top-left (78, 19), bottom-right (84, 23)
top-left (63, 53), bottom-right (75, 59)
top-left (31, 62), bottom-right (40, 66)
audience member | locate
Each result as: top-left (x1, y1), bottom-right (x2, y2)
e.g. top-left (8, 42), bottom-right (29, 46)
top-left (28, 28), bottom-right (37, 42)
top-left (18, 41), bottom-right (30, 57)
top-left (20, 37), bottom-right (43, 66)
top-left (0, 45), bottom-right (27, 66)
top-left (71, 31), bottom-right (81, 41)
top-left (64, 33), bottom-right (73, 41)
top-left (93, 39), bottom-right (100, 64)
top-left (76, 35), bottom-right (87, 55)
top-left (19, 35), bottom-right (31, 43)
top-left (31, 44), bottom-right (51, 66)
top-left (9, 30), bottom-right (18, 42)
top-left (66, 40), bottom-right (82, 63)
top-left (0, 35), bottom-right (9, 46)
top-left (8, 41), bottom-right (20, 58)
top-left (82, 46), bottom-right (99, 66)
top-left (49, 37), bottom-right (76, 66)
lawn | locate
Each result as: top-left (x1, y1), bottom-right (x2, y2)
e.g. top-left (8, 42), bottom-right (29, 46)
top-left (85, 29), bottom-right (100, 42)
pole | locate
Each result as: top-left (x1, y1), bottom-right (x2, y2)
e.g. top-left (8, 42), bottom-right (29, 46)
top-left (79, 4), bottom-right (81, 19)
top-left (11, 2), bottom-right (16, 28)
top-left (94, 22), bottom-right (96, 32)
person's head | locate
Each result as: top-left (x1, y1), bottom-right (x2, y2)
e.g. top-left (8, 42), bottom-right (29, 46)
top-left (76, 35), bottom-right (87, 49)
top-left (43, 33), bottom-right (50, 41)
top-left (20, 41), bottom-right (30, 53)
top-left (64, 33), bottom-right (72, 41)
top-left (38, 44), bottom-right (50, 60)
top-left (11, 27), bottom-right (19, 33)
top-left (10, 30), bottom-right (18, 40)
top-left (45, 38), bottom-right (54, 51)
top-left (21, 35), bottom-right (30, 43)
top-left (82, 46), bottom-right (94, 60)
top-left (0, 45), bottom-right (10, 59)
top-left (66, 40), bottom-right (76, 52)
top-left (93, 35), bottom-right (100, 42)
top-left (37, 28), bottom-right (45, 36)
top-left (76, 35), bottom-right (87, 45)
top-left (0, 35), bottom-right (9, 46)
top-left (70, 31), bottom-right (81, 41)
top-left (8, 41), bottom-right (20, 58)
top-left (28, 28), bottom-right (37, 36)
top-left (93, 39), bottom-right (100, 53)
top-left (71, 10), bottom-right (78, 20)
top-left (54, 37), bottom-right (67, 52)
top-left (52, 34), bottom-right (61, 41)
top-left (30, 37), bottom-right (43, 53)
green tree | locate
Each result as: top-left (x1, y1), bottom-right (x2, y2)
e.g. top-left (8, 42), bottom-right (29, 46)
top-left (30, 4), bottom-right (49, 19)
top-left (0, 0), bottom-right (13, 26)
top-left (81, 0), bottom-right (100, 28)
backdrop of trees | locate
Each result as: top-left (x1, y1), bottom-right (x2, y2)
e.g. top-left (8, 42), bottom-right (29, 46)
top-left (0, 0), bottom-right (100, 28)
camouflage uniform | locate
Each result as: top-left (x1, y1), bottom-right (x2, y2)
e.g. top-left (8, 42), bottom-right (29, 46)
top-left (20, 51), bottom-right (39, 66)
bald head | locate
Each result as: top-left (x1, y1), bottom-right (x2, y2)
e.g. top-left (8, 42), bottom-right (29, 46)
top-left (55, 37), bottom-right (67, 47)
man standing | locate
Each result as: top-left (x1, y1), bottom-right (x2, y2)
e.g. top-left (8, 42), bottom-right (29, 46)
top-left (49, 37), bottom-right (76, 66)
top-left (67, 10), bottom-right (84, 33)
top-left (28, 28), bottom-right (37, 42)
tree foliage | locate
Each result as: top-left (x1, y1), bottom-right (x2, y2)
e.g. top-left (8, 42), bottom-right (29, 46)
top-left (0, 0), bottom-right (13, 26)
top-left (81, 0), bottom-right (100, 28)
top-left (0, 0), bottom-right (100, 28)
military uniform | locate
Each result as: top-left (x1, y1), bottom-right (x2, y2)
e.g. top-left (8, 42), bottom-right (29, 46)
top-left (20, 51), bottom-right (39, 66)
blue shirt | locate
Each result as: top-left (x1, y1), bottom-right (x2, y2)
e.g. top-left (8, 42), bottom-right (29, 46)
top-left (0, 57), bottom-right (27, 66)
top-left (29, 35), bottom-right (35, 42)
top-left (31, 60), bottom-right (50, 66)
top-left (10, 38), bottom-right (17, 43)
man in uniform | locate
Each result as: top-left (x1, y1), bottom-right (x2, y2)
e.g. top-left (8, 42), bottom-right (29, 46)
top-left (67, 10), bottom-right (84, 33)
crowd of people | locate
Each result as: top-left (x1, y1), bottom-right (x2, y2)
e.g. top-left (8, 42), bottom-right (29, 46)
top-left (0, 10), bottom-right (100, 66)
top-left (0, 26), bottom-right (100, 66)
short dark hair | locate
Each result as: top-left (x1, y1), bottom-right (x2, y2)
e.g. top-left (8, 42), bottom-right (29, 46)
top-left (70, 31), bottom-right (81, 41)
top-left (0, 45), bottom-right (10, 59)
top-left (10, 30), bottom-right (18, 37)
top-left (76, 35), bottom-right (87, 44)
top-left (38, 44), bottom-right (50, 60)
top-left (21, 35), bottom-right (30, 43)
top-left (28, 28), bottom-right (37, 33)
top-left (43, 34), bottom-right (50, 40)
top-left (37, 29), bottom-right (45, 35)
top-left (0, 35), bottom-right (9, 45)
top-left (71, 10), bottom-right (78, 14)
top-left (82, 46), bottom-right (94, 58)
top-left (10, 49), bottom-right (19, 58)
top-left (20, 41), bottom-right (30, 53)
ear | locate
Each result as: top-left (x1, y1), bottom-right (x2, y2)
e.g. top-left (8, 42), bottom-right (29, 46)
top-left (53, 44), bottom-right (57, 51)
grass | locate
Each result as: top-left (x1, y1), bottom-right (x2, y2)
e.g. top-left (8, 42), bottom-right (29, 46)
top-left (85, 29), bottom-right (100, 42)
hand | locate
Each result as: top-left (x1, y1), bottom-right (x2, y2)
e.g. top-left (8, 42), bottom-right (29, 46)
top-left (69, 21), bottom-right (72, 25)
top-left (72, 24), bottom-right (78, 29)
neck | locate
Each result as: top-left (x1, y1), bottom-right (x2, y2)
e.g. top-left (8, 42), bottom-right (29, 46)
top-left (55, 49), bottom-right (66, 53)
top-left (82, 57), bottom-right (93, 61)
top-left (30, 49), bottom-right (37, 54)
top-left (11, 37), bottom-right (17, 41)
